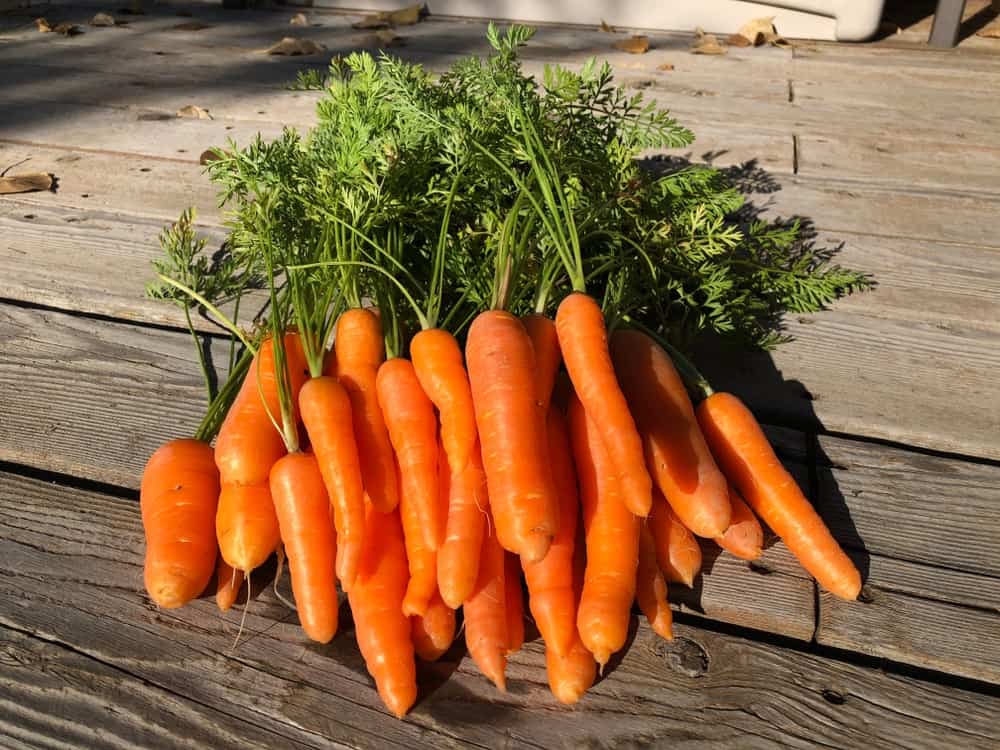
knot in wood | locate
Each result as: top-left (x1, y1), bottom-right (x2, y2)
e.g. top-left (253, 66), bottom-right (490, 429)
top-left (650, 636), bottom-right (709, 677)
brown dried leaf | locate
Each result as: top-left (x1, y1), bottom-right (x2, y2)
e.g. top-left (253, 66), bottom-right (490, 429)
top-left (90, 12), bottom-right (117, 27)
top-left (176, 105), bottom-right (212, 120)
top-left (353, 3), bottom-right (423, 29)
top-left (200, 149), bottom-right (223, 165)
top-left (53, 23), bottom-right (84, 36)
top-left (289, 12), bottom-right (309, 27)
top-left (976, 24), bottom-right (1000, 38)
top-left (726, 33), bottom-right (752, 47)
top-left (374, 29), bottom-right (403, 47)
top-left (762, 30), bottom-right (790, 48)
top-left (614, 35), bottom-right (649, 54)
top-left (35, 17), bottom-right (52, 32)
top-left (657, 62), bottom-right (674, 71)
top-left (266, 37), bottom-right (325, 56)
top-left (691, 28), bottom-right (726, 55)
top-left (599, 19), bottom-right (617, 33)
top-left (735, 15), bottom-right (776, 46)
top-left (0, 173), bottom-right (54, 195)
top-left (171, 21), bottom-right (211, 31)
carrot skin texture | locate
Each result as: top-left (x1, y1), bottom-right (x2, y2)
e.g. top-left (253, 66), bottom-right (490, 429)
top-left (411, 589), bottom-right (457, 662)
top-left (556, 294), bottom-right (652, 518)
top-left (648, 488), bottom-right (702, 587)
top-left (464, 523), bottom-right (509, 691)
top-left (140, 439), bottom-right (219, 608)
top-left (504, 552), bottom-right (525, 654)
top-left (611, 329), bottom-right (731, 538)
top-left (466, 311), bottom-right (557, 562)
top-left (636, 525), bottom-right (674, 640)
top-left (399, 460), bottom-right (439, 617)
top-left (299, 376), bottom-right (365, 590)
top-left (349, 505), bottom-right (417, 718)
top-left (437, 440), bottom-right (489, 609)
top-left (521, 313), bottom-right (562, 413)
top-left (715, 486), bottom-right (764, 560)
top-left (521, 409), bottom-right (579, 658)
top-left (697, 392), bottom-right (862, 600)
top-left (216, 483), bottom-right (281, 574)
top-left (270, 452), bottom-right (338, 643)
top-left (215, 556), bottom-right (244, 612)
top-left (568, 394), bottom-right (640, 667)
top-left (334, 308), bottom-right (398, 513)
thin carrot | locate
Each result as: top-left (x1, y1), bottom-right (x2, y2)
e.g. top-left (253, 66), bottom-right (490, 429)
top-left (463, 520), bottom-right (509, 691)
top-left (411, 589), bottom-right (456, 662)
top-left (715, 486), bottom-right (764, 561)
top-left (349, 504), bottom-right (417, 718)
top-left (636, 525), bottom-right (673, 641)
top-left (521, 409), bottom-right (578, 658)
top-left (504, 552), bottom-right (525, 655)
top-left (568, 393), bottom-right (640, 668)
top-left (520, 313), bottom-right (561, 412)
top-left (140, 439), bottom-right (219, 608)
top-left (611, 329), bottom-right (731, 538)
top-left (697, 392), bottom-right (861, 600)
top-left (215, 556), bottom-right (244, 612)
top-left (377, 358), bottom-right (442, 550)
top-left (545, 539), bottom-right (596, 705)
top-left (270, 451), bottom-right (338, 643)
top-left (334, 308), bottom-right (398, 513)
top-left (399, 449), bottom-right (439, 617)
top-left (556, 293), bottom-right (652, 518)
top-left (648, 487), bottom-right (702, 587)
top-left (437, 439), bottom-right (488, 609)
top-left (466, 310), bottom-right (557, 562)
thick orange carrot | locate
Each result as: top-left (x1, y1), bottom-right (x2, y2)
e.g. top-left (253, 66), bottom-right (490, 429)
top-left (299, 375), bottom-right (364, 590)
top-left (648, 487), bottom-right (702, 587)
top-left (636, 525), bottom-right (673, 640)
top-left (568, 393), bottom-right (640, 667)
top-left (216, 483), bottom-right (281, 574)
top-left (715, 486), bottom-right (764, 560)
top-left (334, 308), bottom-right (398, 513)
top-left (556, 293), bottom-right (652, 518)
top-left (399, 456), bottom-right (439, 617)
top-left (411, 328), bottom-right (477, 475)
top-left (463, 523), bottom-right (509, 691)
top-left (466, 310), bottom-right (557, 562)
top-left (504, 552), bottom-right (525, 655)
top-left (215, 556), bottom-right (244, 612)
top-left (140, 439), bottom-right (219, 608)
top-left (521, 313), bottom-right (562, 412)
top-left (697, 392), bottom-right (861, 600)
top-left (611, 329), bottom-right (731, 538)
top-left (437, 439), bottom-right (488, 609)
top-left (349, 505), bottom-right (417, 718)
top-left (270, 452), bottom-right (338, 643)
top-left (521, 409), bottom-right (578, 658)
top-left (412, 589), bottom-right (457, 662)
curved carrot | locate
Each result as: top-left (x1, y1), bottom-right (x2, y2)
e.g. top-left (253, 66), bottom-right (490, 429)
top-left (349, 504), bottom-right (417, 718)
top-left (437, 439), bottom-right (488, 609)
top-left (648, 487), bottom-right (702, 587)
top-left (400, 453), bottom-right (439, 617)
top-left (334, 308), bottom-right (398, 513)
top-left (504, 552), bottom-right (525, 655)
top-left (215, 556), bottom-right (244, 612)
top-left (463, 522), bottom-right (509, 691)
top-left (568, 393), bottom-right (640, 667)
top-left (556, 293), bottom-right (652, 518)
top-left (521, 313), bottom-right (561, 412)
top-left (636, 525), bottom-right (673, 641)
top-left (715, 486), bottom-right (764, 560)
top-left (377, 358), bottom-right (442, 551)
top-left (611, 329), bottom-right (731, 538)
top-left (521, 409), bottom-right (578, 658)
top-left (466, 310), bottom-right (557, 562)
top-left (411, 328), bottom-right (477, 475)
top-left (140, 439), bottom-right (219, 608)
top-left (697, 392), bottom-right (861, 600)
top-left (299, 375), bottom-right (365, 590)
top-left (270, 452), bottom-right (338, 643)
top-left (412, 589), bottom-right (456, 662)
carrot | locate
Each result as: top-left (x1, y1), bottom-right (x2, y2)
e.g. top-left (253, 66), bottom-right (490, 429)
top-left (610, 329), bottom-right (731, 538)
top-left (504, 552), bottom-right (525, 655)
top-left (399, 450), bottom-right (439, 617)
top-left (568, 393), bottom-right (640, 668)
top-left (466, 310), bottom-right (557, 562)
top-left (697, 392), bottom-right (862, 600)
top-left (648, 487), bottom-right (702, 587)
top-left (216, 483), bottom-right (282, 575)
top-left (463, 521), bottom-right (509, 691)
top-left (269, 451), bottom-right (338, 643)
top-left (437, 439), bottom-right (488, 609)
top-left (376, 358), bottom-right (442, 550)
top-left (349, 504), bottom-right (417, 718)
top-left (334, 308), bottom-right (399, 513)
top-left (521, 409), bottom-right (578, 658)
top-left (520, 313), bottom-right (561, 412)
top-left (636, 526), bottom-right (673, 641)
top-left (411, 328), bottom-right (477, 475)
top-left (215, 556), bottom-right (244, 612)
top-left (556, 293), bottom-right (652, 518)
top-left (715, 486), bottom-right (764, 561)
top-left (299, 375), bottom-right (365, 590)
top-left (140, 439), bottom-right (219, 608)
top-left (411, 589), bottom-right (456, 662)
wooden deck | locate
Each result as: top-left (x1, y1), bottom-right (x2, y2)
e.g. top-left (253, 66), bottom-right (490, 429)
top-left (1, 1), bottom-right (999, 747)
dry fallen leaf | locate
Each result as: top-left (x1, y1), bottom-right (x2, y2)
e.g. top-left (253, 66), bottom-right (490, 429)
top-left (54, 22), bottom-right (84, 36)
top-left (726, 33), bottom-right (752, 47)
top-left (614, 35), bottom-right (649, 54)
top-left (762, 31), bottom-right (791, 48)
top-left (35, 17), bottom-right (52, 32)
top-left (0, 172), bottom-right (55, 195)
top-left (267, 37), bottom-right (325, 56)
top-left (353, 3), bottom-right (423, 29)
top-left (176, 105), bottom-right (213, 120)
top-left (735, 16), bottom-right (776, 46)
top-left (657, 62), bottom-right (675, 71)
top-left (171, 21), bottom-right (211, 31)
top-left (90, 12), bottom-right (117, 27)
top-left (290, 12), bottom-right (309, 26)
top-left (976, 24), bottom-right (1000, 38)
top-left (374, 29), bottom-right (404, 47)
top-left (599, 19), bottom-right (617, 33)
top-left (200, 149), bottom-right (223, 165)
top-left (691, 28), bottom-right (727, 55)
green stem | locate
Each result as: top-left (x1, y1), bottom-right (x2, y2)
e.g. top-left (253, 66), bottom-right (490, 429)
top-left (193, 347), bottom-right (252, 443)
top-left (183, 304), bottom-right (214, 404)
top-left (156, 274), bottom-right (257, 355)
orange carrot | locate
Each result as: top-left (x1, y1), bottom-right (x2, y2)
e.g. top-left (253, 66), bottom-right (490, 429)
top-left (715, 486), bottom-right (764, 560)
top-left (521, 409), bottom-right (578, 658)
top-left (334, 308), bottom-right (398, 513)
top-left (504, 552), bottom-right (525, 655)
top-left (556, 293), bottom-right (652, 518)
top-left (270, 452), bottom-right (338, 643)
top-left (568, 393), bottom-right (640, 668)
top-left (611, 329), bottom-right (731, 538)
top-left (437, 439), bottom-right (488, 609)
top-left (399, 452), bottom-right (439, 617)
top-left (466, 310), bottom-right (557, 562)
top-left (216, 483), bottom-right (281, 575)
top-left (636, 525), bottom-right (673, 640)
top-left (463, 522), bottom-right (509, 691)
top-left (299, 375), bottom-right (365, 590)
top-left (215, 556), bottom-right (244, 612)
top-left (521, 313), bottom-right (562, 412)
top-left (349, 504), bottom-right (417, 718)
top-left (648, 487), bottom-right (702, 587)
top-left (377, 358), bottom-right (442, 551)
top-left (697, 392), bottom-right (861, 600)
top-left (412, 589), bottom-right (456, 662)
top-left (140, 439), bottom-right (219, 608)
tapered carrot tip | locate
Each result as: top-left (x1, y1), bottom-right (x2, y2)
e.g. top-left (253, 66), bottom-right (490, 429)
top-left (144, 566), bottom-right (203, 609)
top-left (651, 616), bottom-right (674, 641)
top-left (518, 532), bottom-right (554, 564)
top-left (379, 680), bottom-right (417, 719)
top-left (828, 570), bottom-right (863, 601)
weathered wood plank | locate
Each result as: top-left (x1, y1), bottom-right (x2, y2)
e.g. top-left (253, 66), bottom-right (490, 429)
top-left (3, 470), bottom-right (998, 748)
